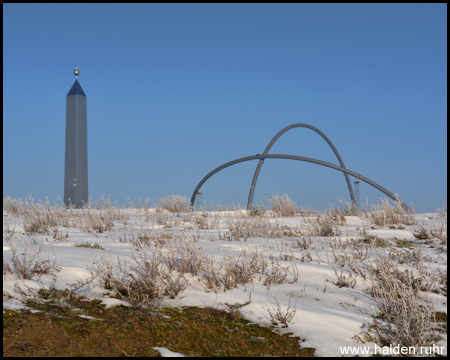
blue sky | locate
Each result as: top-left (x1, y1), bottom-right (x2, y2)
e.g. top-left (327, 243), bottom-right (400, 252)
top-left (3, 3), bottom-right (447, 211)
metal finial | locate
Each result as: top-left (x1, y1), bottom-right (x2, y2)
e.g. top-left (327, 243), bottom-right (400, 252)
top-left (74, 67), bottom-right (80, 79)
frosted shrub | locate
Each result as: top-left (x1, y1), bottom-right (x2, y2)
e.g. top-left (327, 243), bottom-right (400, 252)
top-left (362, 198), bottom-right (415, 227)
top-left (158, 194), bottom-right (189, 214)
top-left (80, 209), bottom-right (115, 233)
top-left (3, 196), bottom-right (26, 216)
top-left (224, 215), bottom-right (281, 241)
top-left (4, 237), bottom-right (60, 280)
top-left (91, 246), bottom-right (187, 309)
top-left (268, 294), bottom-right (297, 328)
top-left (333, 266), bottom-right (357, 288)
top-left (304, 210), bottom-right (342, 236)
top-left (414, 222), bottom-right (447, 244)
top-left (434, 203), bottom-right (447, 220)
top-left (165, 237), bottom-right (208, 276)
top-left (84, 197), bottom-right (129, 224)
top-left (21, 198), bottom-right (60, 235)
top-left (4, 196), bottom-right (81, 232)
top-left (338, 199), bottom-right (359, 216)
top-left (250, 205), bottom-right (267, 217)
top-left (191, 211), bottom-right (220, 229)
top-left (266, 193), bottom-right (299, 217)
top-left (365, 252), bottom-right (438, 349)
top-left (220, 251), bottom-right (258, 289)
top-left (154, 208), bottom-right (170, 225)
top-left (368, 274), bottom-right (437, 349)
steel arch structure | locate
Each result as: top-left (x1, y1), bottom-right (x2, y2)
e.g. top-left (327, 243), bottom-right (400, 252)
top-left (190, 154), bottom-right (410, 211)
top-left (247, 123), bottom-right (354, 210)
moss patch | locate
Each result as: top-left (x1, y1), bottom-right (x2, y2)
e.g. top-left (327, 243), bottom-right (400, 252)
top-left (394, 238), bottom-right (414, 248)
top-left (4, 294), bottom-right (314, 357)
top-left (435, 312), bottom-right (447, 333)
top-left (362, 235), bottom-right (391, 248)
top-left (73, 242), bottom-right (105, 250)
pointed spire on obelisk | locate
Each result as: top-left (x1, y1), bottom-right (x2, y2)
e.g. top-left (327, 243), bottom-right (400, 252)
top-left (64, 67), bottom-right (88, 208)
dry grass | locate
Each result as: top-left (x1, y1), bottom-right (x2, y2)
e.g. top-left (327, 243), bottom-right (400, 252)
top-left (89, 228), bottom-right (300, 298)
top-left (3, 195), bottom-right (446, 355)
top-left (3, 195), bottom-right (128, 235)
top-left (90, 249), bottom-right (167, 310)
top-left (3, 236), bottom-right (61, 280)
top-left (413, 223), bottom-right (447, 244)
top-left (158, 194), bottom-right (189, 214)
top-left (268, 294), bottom-right (297, 328)
top-left (361, 198), bottom-right (415, 228)
top-left (190, 211), bottom-right (220, 229)
top-left (359, 251), bottom-right (441, 349)
top-left (223, 215), bottom-right (282, 241)
top-left (303, 209), bottom-right (344, 237)
top-left (266, 193), bottom-right (299, 217)
top-left (367, 273), bottom-right (437, 349)
top-left (413, 209), bottom-right (447, 245)
top-left (3, 196), bottom-right (26, 216)
top-left (333, 266), bottom-right (357, 288)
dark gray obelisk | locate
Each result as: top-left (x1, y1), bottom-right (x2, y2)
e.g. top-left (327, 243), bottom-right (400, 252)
top-left (64, 67), bottom-right (88, 208)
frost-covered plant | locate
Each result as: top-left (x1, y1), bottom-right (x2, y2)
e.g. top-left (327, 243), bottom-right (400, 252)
top-left (3, 196), bottom-right (26, 216)
top-left (249, 205), bottom-right (268, 217)
top-left (338, 199), bottom-right (359, 216)
top-left (191, 211), bottom-right (220, 229)
top-left (436, 203), bottom-right (447, 219)
top-left (367, 274), bottom-right (437, 349)
top-left (263, 252), bottom-right (299, 290)
top-left (223, 215), bottom-right (282, 241)
top-left (304, 211), bottom-right (342, 236)
top-left (164, 236), bottom-right (208, 276)
top-left (158, 194), bottom-right (189, 214)
top-left (333, 266), bottom-right (357, 288)
top-left (22, 200), bottom-right (59, 234)
top-left (361, 198), bottom-right (415, 227)
top-left (266, 193), bottom-right (299, 217)
top-left (413, 222), bottom-right (447, 244)
top-left (4, 237), bottom-right (60, 280)
top-left (90, 246), bottom-right (186, 309)
top-left (4, 196), bottom-right (81, 230)
top-left (79, 209), bottom-right (116, 233)
top-left (268, 294), bottom-right (297, 328)
top-left (364, 251), bottom-right (439, 349)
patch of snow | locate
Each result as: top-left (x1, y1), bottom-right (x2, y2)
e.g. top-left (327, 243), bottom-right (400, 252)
top-left (153, 347), bottom-right (185, 357)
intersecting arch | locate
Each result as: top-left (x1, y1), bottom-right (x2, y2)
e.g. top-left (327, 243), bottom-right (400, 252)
top-left (247, 123), bottom-right (354, 210)
top-left (190, 154), bottom-right (410, 211)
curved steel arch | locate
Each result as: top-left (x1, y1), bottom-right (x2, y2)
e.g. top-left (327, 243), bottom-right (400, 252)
top-left (190, 154), bottom-right (410, 211)
top-left (247, 123), bottom-right (354, 210)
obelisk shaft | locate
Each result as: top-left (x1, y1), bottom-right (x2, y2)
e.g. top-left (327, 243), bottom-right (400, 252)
top-left (64, 77), bottom-right (88, 208)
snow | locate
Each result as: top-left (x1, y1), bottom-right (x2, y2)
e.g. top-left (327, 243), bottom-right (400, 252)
top-left (78, 314), bottom-right (103, 321)
top-left (3, 208), bottom-right (447, 357)
top-left (153, 347), bottom-right (185, 357)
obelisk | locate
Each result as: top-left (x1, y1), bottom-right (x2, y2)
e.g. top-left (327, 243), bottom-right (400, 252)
top-left (64, 67), bottom-right (88, 208)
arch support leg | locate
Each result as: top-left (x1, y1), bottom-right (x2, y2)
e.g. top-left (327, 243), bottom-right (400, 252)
top-left (246, 123), bottom-right (354, 209)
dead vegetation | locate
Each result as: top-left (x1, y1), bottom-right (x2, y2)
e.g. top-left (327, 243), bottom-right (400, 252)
top-left (360, 198), bottom-right (416, 228)
top-left (266, 193), bottom-right (299, 217)
top-left (3, 196), bottom-right (446, 356)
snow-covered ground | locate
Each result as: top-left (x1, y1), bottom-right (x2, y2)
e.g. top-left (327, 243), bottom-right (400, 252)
top-left (3, 206), bottom-right (447, 357)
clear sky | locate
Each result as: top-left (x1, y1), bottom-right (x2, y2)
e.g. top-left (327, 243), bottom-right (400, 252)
top-left (3, 4), bottom-right (447, 212)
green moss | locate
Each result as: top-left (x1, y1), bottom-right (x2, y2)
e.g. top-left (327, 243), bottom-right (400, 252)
top-left (3, 310), bottom-right (20, 320)
top-left (435, 311), bottom-right (447, 332)
top-left (395, 238), bottom-right (414, 248)
top-left (362, 235), bottom-right (390, 248)
top-left (4, 295), bottom-right (315, 357)
top-left (73, 242), bottom-right (105, 250)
